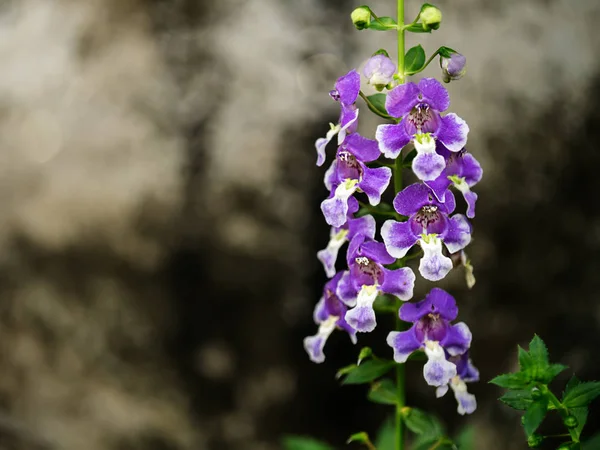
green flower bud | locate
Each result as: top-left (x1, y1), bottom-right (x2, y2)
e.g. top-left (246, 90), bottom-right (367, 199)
top-left (419, 4), bottom-right (442, 31)
top-left (527, 434), bottom-right (543, 448)
top-left (351, 6), bottom-right (371, 30)
top-left (530, 387), bottom-right (543, 400)
top-left (563, 415), bottom-right (578, 429)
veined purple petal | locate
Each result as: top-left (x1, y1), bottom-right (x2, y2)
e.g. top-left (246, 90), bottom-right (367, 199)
top-left (344, 286), bottom-right (379, 333)
top-left (381, 267), bottom-right (415, 301)
top-left (313, 296), bottom-right (327, 323)
top-left (347, 215), bottom-right (376, 241)
top-left (440, 189), bottom-right (456, 214)
top-left (423, 341), bottom-right (457, 386)
top-left (437, 113), bottom-right (469, 152)
top-left (444, 214), bottom-right (471, 254)
top-left (393, 183), bottom-right (440, 216)
top-left (441, 322), bottom-right (472, 356)
top-left (418, 78), bottom-right (450, 112)
top-left (412, 151), bottom-right (446, 181)
top-left (454, 352), bottom-right (480, 382)
top-left (344, 133), bottom-right (380, 162)
top-left (419, 236), bottom-right (453, 281)
top-left (336, 271), bottom-right (358, 307)
top-left (376, 123), bottom-right (411, 159)
top-left (381, 220), bottom-right (419, 259)
top-left (347, 196), bottom-right (359, 215)
top-left (346, 234), bottom-right (365, 262)
top-left (335, 70), bottom-right (361, 106)
top-left (424, 173), bottom-right (452, 203)
top-left (400, 287), bottom-right (458, 322)
top-left (385, 82), bottom-right (420, 118)
top-left (358, 240), bottom-right (395, 265)
top-left (387, 327), bottom-right (422, 363)
top-left (461, 153), bottom-right (483, 186)
top-left (359, 166), bottom-right (392, 205)
top-left (339, 105), bottom-right (359, 143)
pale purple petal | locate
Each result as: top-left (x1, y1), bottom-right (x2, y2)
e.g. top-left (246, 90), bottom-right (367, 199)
top-left (320, 182), bottom-right (357, 227)
top-left (463, 190), bottom-right (478, 219)
top-left (393, 183), bottom-right (436, 216)
top-left (359, 240), bottom-right (395, 264)
top-left (313, 296), bottom-right (327, 323)
top-left (303, 334), bottom-right (327, 363)
top-left (385, 82), bottom-right (420, 118)
top-left (423, 341), bottom-right (456, 386)
top-left (412, 151), bottom-right (446, 181)
top-left (441, 322), bottom-right (472, 356)
top-left (346, 234), bottom-right (365, 262)
top-left (347, 215), bottom-right (376, 240)
top-left (315, 137), bottom-right (329, 167)
top-left (347, 196), bottom-right (360, 215)
top-left (419, 237), bottom-right (453, 281)
top-left (437, 113), bottom-right (469, 152)
top-left (436, 385), bottom-right (449, 398)
top-left (455, 353), bottom-right (480, 382)
top-left (363, 55), bottom-right (396, 87)
top-left (444, 214), bottom-right (472, 254)
top-left (323, 159), bottom-right (338, 191)
top-left (339, 105), bottom-right (359, 141)
top-left (386, 327), bottom-right (422, 363)
top-left (461, 153), bottom-right (483, 186)
top-left (344, 133), bottom-right (380, 162)
top-left (452, 382), bottom-right (477, 415)
top-left (400, 287), bottom-right (458, 322)
top-left (424, 173), bottom-right (452, 203)
top-left (381, 220), bottom-right (419, 259)
top-left (359, 166), bottom-right (392, 205)
top-left (344, 286), bottom-right (379, 333)
top-left (336, 271), bottom-right (358, 307)
top-left (440, 189), bottom-right (456, 214)
top-left (417, 78), bottom-right (450, 112)
top-left (381, 267), bottom-right (415, 301)
top-left (376, 123), bottom-right (411, 159)
top-left (317, 229), bottom-right (347, 278)
top-left (335, 70), bottom-right (361, 105)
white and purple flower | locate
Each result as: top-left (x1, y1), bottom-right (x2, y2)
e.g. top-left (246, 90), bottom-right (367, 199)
top-left (436, 351), bottom-right (479, 415)
top-left (315, 70), bottom-right (361, 167)
top-left (424, 145), bottom-right (483, 219)
top-left (363, 54), bottom-right (397, 90)
top-left (336, 235), bottom-right (415, 333)
top-left (375, 78), bottom-right (469, 181)
top-left (381, 183), bottom-right (471, 281)
top-left (304, 272), bottom-right (357, 364)
top-left (387, 288), bottom-right (472, 387)
top-left (321, 133), bottom-right (392, 228)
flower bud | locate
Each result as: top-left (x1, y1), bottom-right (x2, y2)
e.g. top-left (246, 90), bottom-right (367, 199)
top-left (527, 434), bottom-right (543, 448)
top-left (419, 4), bottom-right (442, 31)
top-left (351, 6), bottom-right (371, 30)
top-left (363, 54), bottom-right (397, 91)
top-left (563, 415), bottom-right (578, 429)
top-left (440, 50), bottom-right (467, 83)
top-left (530, 387), bottom-right (543, 400)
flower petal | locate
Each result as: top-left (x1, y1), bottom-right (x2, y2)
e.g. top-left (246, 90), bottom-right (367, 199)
top-left (419, 236), bottom-right (453, 281)
top-left (344, 285), bottom-right (379, 333)
top-left (336, 271), bottom-right (358, 307)
top-left (417, 78), bottom-right (450, 112)
top-left (386, 326), bottom-right (422, 363)
top-left (392, 183), bottom-right (435, 216)
top-left (441, 322), bottom-right (472, 356)
top-left (385, 82), bottom-right (420, 118)
top-left (323, 159), bottom-right (338, 191)
top-left (437, 113), bottom-right (469, 152)
top-left (317, 228), bottom-right (349, 278)
top-left (381, 267), bottom-right (415, 301)
top-left (359, 166), bottom-right (392, 205)
top-left (423, 341), bottom-right (457, 386)
top-left (345, 133), bottom-right (381, 162)
top-left (451, 380), bottom-right (477, 415)
top-left (303, 317), bottom-right (337, 363)
top-left (444, 214), bottom-right (472, 253)
top-left (376, 123), bottom-right (411, 159)
top-left (461, 153), bottom-right (483, 186)
top-left (399, 287), bottom-right (458, 322)
top-left (347, 214), bottom-right (376, 241)
top-left (339, 106), bottom-right (359, 143)
top-left (381, 219), bottom-right (419, 259)
top-left (335, 70), bottom-right (361, 105)
top-left (412, 151), bottom-right (446, 181)
top-left (358, 239), bottom-right (395, 265)
top-left (320, 181), bottom-right (357, 227)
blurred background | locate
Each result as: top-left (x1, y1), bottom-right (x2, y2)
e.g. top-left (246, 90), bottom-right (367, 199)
top-left (0, 0), bottom-right (598, 449)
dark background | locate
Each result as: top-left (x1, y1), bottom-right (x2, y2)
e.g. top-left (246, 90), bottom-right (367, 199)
top-left (0, 0), bottom-right (598, 449)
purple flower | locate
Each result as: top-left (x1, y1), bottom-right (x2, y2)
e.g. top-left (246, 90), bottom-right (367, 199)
top-left (425, 145), bottom-right (483, 218)
top-left (381, 183), bottom-right (471, 281)
top-left (337, 235), bottom-right (416, 332)
top-left (363, 54), bottom-right (396, 90)
top-left (315, 70), bottom-right (361, 167)
top-left (386, 288), bottom-right (472, 387)
top-left (375, 78), bottom-right (469, 180)
top-left (321, 133), bottom-right (392, 228)
top-left (317, 197), bottom-right (376, 277)
top-left (440, 51), bottom-right (467, 83)
top-left (436, 352), bottom-right (479, 415)
top-left (304, 272), bottom-right (357, 363)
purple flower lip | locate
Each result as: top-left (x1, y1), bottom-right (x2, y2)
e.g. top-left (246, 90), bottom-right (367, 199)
top-left (337, 150), bottom-right (363, 181)
top-left (410, 205), bottom-right (447, 235)
top-left (350, 256), bottom-right (384, 286)
top-left (405, 104), bottom-right (442, 135)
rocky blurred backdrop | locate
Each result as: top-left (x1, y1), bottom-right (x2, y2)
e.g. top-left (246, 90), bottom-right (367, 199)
top-left (0, 0), bottom-right (598, 449)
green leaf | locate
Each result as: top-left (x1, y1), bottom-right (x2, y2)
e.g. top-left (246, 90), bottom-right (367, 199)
top-left (489, 372), bottom-right (532, 389)
top-left (341, 359), bottom-right (395, 385)
top-left (402, 407), bottom-right (444, 437)
top-left (368, 16), bottom-right (397, 31)
top-left (347, 431), bottom-right (374, 447)
top-left (358, 347), bottom-right (373, 364)
top-left (523, 397), bottom-right (549, 437)
top-left (562, 381), bottom-right (600, 408)
top-left (336, 363), bottom-right (358, 380)
top-left (565, 375), bottom-right (582, 394)
top-left (375, 419), bottom-right (395, 450)
top-left (518, 345), bottom-right (533, 372)
top-left (368, 379), bottom-right (398, 405)
top-left (539, 363), bottom-right (568, 383)
top-left (455, 426), bottom-right (475, 450)
top-left (282, 436), bottom-right (334, 450)
top-left (571, 406), bottom-right (588, 440)
top-left (582, 432), bottom-right (600, 450)
top-left (365, 94), bottom-right (388, 117)
top-left (404, 45), bottom-right (426, 75)
top-left (499, 390), bottom-right (534, 411)
top-left (404, 23), bottom-right (432, 33)
top-left (528, 335), bottom-right (549, 369)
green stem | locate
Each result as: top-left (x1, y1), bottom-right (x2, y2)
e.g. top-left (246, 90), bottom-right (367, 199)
top-left (544, 387), bottom-right (579, 443)
top-left (397, 0), bottom-right (405, 83)
top-left (406, 48), bottom-right (441, 76)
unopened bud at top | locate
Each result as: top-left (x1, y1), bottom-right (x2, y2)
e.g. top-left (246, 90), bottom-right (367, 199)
top-left (363, 54), bottom-right (396, 91)
top-left (351, 6), bottom-right (371, 30)
top-left (419, 4), bottom-right (442, 31)
top-left (440, 49), bottom-right (467, 83)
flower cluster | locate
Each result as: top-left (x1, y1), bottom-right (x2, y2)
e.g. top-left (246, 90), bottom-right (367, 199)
top-left (305, 51), bottom-right (481, 415)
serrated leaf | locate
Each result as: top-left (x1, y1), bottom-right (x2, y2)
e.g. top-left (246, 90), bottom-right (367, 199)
top-left (571, 406), bottom-right (588, 440)
top-left (358, 347), bottom-right (373, 364)
top-left (564, 375), bottom-right (581, 397)
top-left (347, 431), bottom-right (373, 447)
top-left (368, 379), bottom-right (398, 405)
top-left (375, 419), bottom-right (395, 450)
top-left (282, 436), bottom-right (334, 450)
top-left (518, 345), bottom-right (533, 372)
top-left (405, 45), bottom-right (426, 75)
top-left (336, 363), bottom-right (358, 379)
top-left (368, 16), bottom-right (397, 31)
top-left (562, 381), bottom-right (600, 408)
top-left (365, 93), bottom-right (389, 117)
top-left (489, 372), bottom-right (531, 389)
top-left (402, 407), bottom-right (444, 437)
top-left (499, 390), bottom-right (533, 411)
top-left (523, 397), bottom-right (549, 437)
top-left (341, 360), bottom-right (395, 385)
top-left (539, 363), bottom-right (568, 383)
top-left (528, 335), bottom-right (549, 369)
